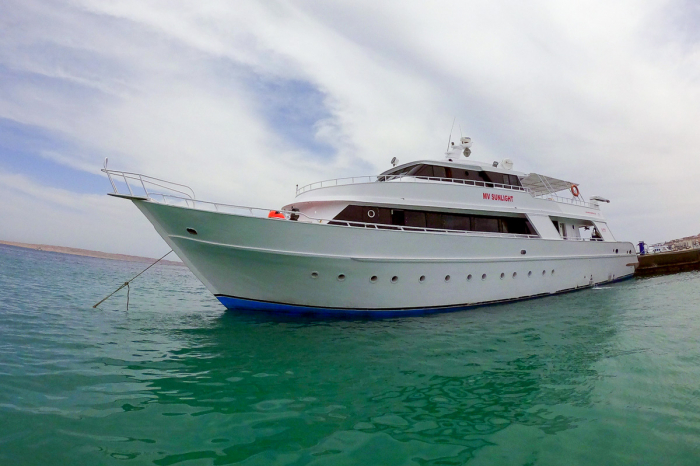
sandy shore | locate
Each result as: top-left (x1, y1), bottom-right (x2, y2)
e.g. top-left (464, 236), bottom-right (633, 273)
top-left (0, 240), bottom-right (184, 266)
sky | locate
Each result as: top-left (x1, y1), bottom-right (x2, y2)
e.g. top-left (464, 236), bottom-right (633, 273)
top-left (1, 0), bottom-right (699, 257)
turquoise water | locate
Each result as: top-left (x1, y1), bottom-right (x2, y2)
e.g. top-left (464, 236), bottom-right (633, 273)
top-left (1, 244), bottom-right (700, 465)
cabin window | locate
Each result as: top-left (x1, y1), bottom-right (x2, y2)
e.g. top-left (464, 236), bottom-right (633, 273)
top-left (426, 212), bottom-right (443, 229)
top-left (414, 165), bottom-right (434, 177)
top-left (509, 175), bottom-right (521, 187)
top-left (379, 164), bottom-right (416, 181)
top-left (332, 205), bottom-right (535, 236)
top-left (451, 170), bottom-right (467, 180)
top-left (332, 205), bottom-right (363, 223)
top-left (433, 166), bottom-right (447, 178)
top-left (473, 216), bottom-right (500, 232)
top-left (481, 172), bottom-right (500, 183)
top-left (391, 209), bottom-right (405, 226)
top-left (443, 214), bottom-right (471, 231)
top-left (363, 206), bottom-right (391, 224)
top-left (404, 211), bottom-right (426, 228)
top-left (500, 217), bottom-right (535, 235)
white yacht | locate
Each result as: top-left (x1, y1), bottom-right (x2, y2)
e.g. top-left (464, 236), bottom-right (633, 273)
top-left (103, 137), bottom-right (637, 315)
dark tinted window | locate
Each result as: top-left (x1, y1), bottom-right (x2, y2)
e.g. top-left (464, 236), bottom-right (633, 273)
top-left (363, 206), bottom-right (391, 224)
top-left (443, 214), bottom-right (471, 231)
top-left (405, 211), bottom-right (426, 228)
top-left (332, 205), bottom-right (535, 235)
top-left (501, 217), bottom-right (534, 235)
top-left (509, 175), bottom-right (521, 187)
top-left (332, 205), bottom-right (363, 223)
top-left (433, 166), bottom-right (446, 178)
top-left (426, 212), bottom-right (443, 229)
top-left (482, 171), bottom-right (502, 183)
top-left (414, 165), bottom-right (433, 177)
top-left (451, 170), bottom-right (467, 180)
top-left (474, 216), bottom-right (500, 232)
top-left (391, 209), bottom-right (405, 226)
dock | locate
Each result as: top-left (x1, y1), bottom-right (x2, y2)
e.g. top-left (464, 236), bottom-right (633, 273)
top-left (635, 249), bottom-right (700, 276)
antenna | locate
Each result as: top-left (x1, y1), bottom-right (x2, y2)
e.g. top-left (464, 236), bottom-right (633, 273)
top-left (459, 125), bottom-right (463, 139)
top-left (445, 117), bottom-right (456, 152)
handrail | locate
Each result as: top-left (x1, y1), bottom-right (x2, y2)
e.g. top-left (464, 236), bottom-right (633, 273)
top-left (102, 160), bottom-right (196, 200)
top-left (296, 173), bottom-right (598, 209)
top-left (534, 193), bottom-right (592, 208)
top-left (295, 174), bottom-right (529, 196)
top-left (143, 192), bottom-right (541, 240)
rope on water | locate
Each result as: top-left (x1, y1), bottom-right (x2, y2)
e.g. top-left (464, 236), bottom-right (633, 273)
top-left (93, 250), bottom-right (173, 309)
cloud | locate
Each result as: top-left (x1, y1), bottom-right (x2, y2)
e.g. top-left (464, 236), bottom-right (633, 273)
top-left (0, 170), bottom-right (169, 257)
top-left (0, 0), bottom-right (699, 254)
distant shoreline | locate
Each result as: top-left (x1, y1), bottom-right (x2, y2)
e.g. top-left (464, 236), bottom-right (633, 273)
top-left (0, 240), bottom-right (184, 266)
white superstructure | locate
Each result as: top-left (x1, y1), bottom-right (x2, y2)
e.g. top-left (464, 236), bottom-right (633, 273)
top-left (103, 139), bottom-right (637, 315)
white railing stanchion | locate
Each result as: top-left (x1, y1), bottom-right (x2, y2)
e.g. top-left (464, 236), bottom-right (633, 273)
top-left (139, 175), bottom-right (148, 198)
top-left (122, 173), bottom-right (134, 196)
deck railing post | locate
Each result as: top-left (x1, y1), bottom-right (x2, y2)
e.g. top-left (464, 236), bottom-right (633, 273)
top-left (139, 175), bottom-right (148, 198)
top-left (122, 173), bottom-right (134, 196)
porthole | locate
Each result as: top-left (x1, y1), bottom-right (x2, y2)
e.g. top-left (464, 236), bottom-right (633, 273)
top-left (445, 275), bottom-right (451, 282)
top-left (542, 270), bottom-right (546, 276)
top-left (367, 209), bottom-right (376, 218)
top-left (528, 271), bottom-right (532, 277)
top-left (551, 269), bottom-right (555, 275)
top-left (391, 276), bottom-right (398, 283)
top-left (615, 249), bottom-right (619, 254)
top-left (512, 272), bottom-right (517, 278)
top-left (186, 227), bottom-right (198, 235)
top-left (482, 274), bottom-right (487, 280)
top-left (520, 250), bottom-right (526, 255)
top-left (337, 274), bottom-right (346, 281)
top-left (311, 272), bottom-right (319, 279)
top-left (500, 273), bottom-right (505, 279)
top-left (467, 274), bottom-right (473, 281)
top-left (419, 275), bottom-right (426, 282)
top-left (370, 275), bottom-right (378, 283)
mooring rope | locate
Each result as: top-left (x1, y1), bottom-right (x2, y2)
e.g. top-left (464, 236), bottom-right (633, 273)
top-left (93, 250), bottom-right (173, 309)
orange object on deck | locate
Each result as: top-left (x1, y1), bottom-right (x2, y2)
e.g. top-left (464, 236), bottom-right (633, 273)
top-left (268, 210), bottom-right (285, 219)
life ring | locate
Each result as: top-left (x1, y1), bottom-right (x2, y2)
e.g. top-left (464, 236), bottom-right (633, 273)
top-left (570, 185), bottom-right (580, 197)
top-left (268, 210), bottom-right (285, 219)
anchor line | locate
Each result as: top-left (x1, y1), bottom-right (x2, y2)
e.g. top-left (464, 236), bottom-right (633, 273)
top-left (92, 250), bottom-right (173, 309)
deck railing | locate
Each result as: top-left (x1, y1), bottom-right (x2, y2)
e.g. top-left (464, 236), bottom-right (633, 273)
top-left (534, 193), bottom-right (593, 208)
top-left (103, 163), bottom-right (600, 237)
top-left (102, 169), bottom-right (541, 240)
top-left (296, 173), bottom-right (597, 209)
top-left (296, 174), bottom-right (529, 196)
top-left (102, 159), bottom-right (195, 201)
top-left (122, 192), bottom-right (603, 241)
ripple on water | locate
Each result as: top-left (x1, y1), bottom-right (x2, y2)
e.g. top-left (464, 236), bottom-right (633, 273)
top-left (1, 245), bottom-right (700, 465)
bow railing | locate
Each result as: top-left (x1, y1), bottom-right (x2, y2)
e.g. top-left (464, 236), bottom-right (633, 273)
top-left (102, 158), bottom-right (195, 200)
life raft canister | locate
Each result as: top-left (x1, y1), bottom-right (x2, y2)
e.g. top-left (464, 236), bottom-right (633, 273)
top-left (570, 185), bottom-right (580, 197)
top-left (268, 210), bottom-right (285, 219)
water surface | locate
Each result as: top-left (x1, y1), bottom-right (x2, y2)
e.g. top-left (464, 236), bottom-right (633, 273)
top-left (1, 244), bottom-right (700, 465)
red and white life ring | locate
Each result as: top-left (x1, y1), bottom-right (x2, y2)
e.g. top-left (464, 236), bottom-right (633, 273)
top-left (570, 185), bottom-right (580, 197)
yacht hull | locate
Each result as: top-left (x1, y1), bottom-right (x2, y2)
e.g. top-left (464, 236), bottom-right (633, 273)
top-left (133, 199), bottom-right (636, 315)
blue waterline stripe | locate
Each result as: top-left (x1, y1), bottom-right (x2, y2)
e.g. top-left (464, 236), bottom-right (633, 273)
top-left (215, 274), bottom-right (634, 317)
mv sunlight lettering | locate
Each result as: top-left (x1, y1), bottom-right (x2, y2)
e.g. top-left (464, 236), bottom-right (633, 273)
top-left (483, 193), bottom-right (514, 202)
